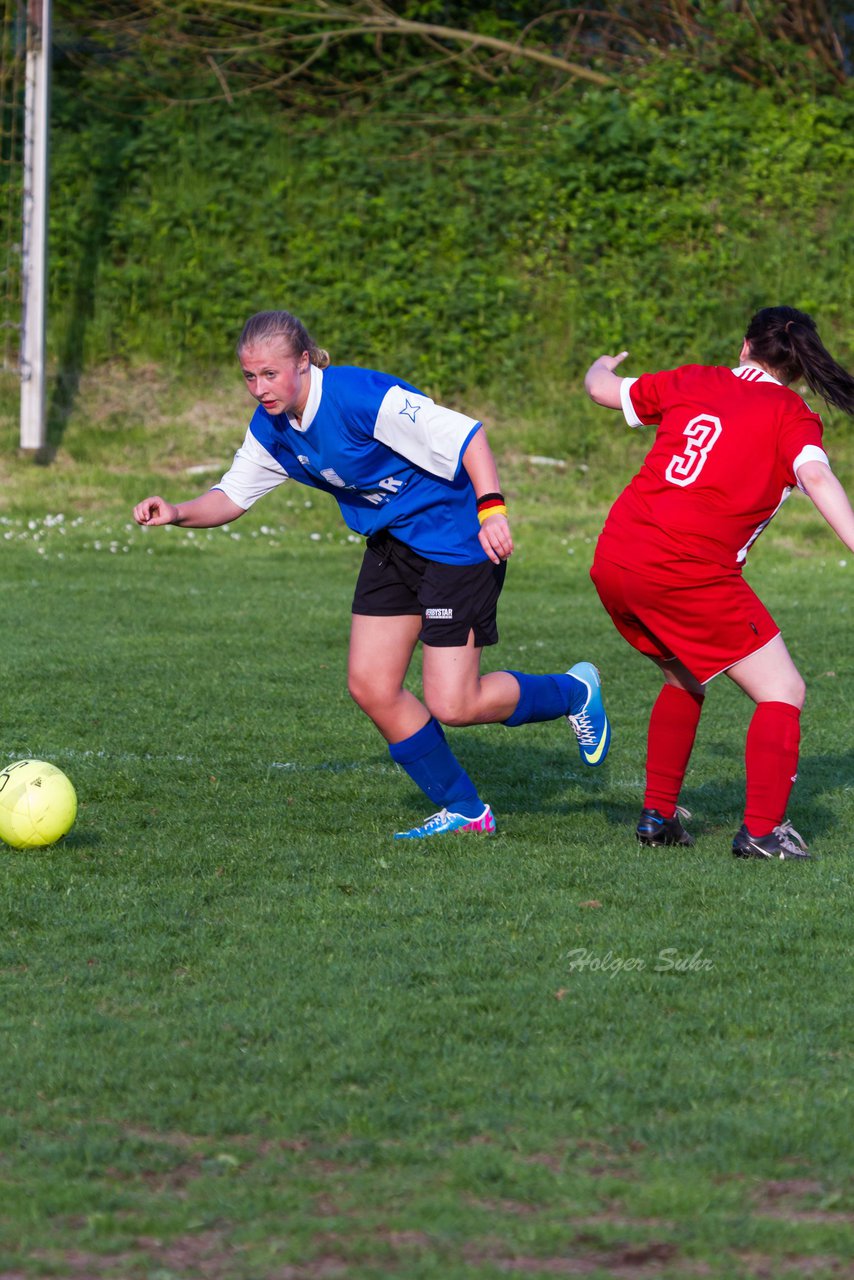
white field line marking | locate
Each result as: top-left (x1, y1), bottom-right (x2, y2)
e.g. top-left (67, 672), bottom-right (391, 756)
top-left (2, 747), bottom-right (396, 775)
top-left (2, 747), bottom-right (642, 788)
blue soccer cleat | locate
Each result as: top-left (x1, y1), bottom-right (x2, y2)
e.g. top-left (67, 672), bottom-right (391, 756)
top-left (566, 661), bottom-right (611, 767)
top-left (394, 804), bottom-right (496, 840)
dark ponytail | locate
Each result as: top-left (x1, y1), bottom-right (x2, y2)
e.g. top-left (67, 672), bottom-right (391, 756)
top-left (745, 306), bottom-right (854, 416)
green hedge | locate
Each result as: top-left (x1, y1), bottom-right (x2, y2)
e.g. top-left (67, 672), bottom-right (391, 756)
top-left (47, 58), bottom-right (853, 395)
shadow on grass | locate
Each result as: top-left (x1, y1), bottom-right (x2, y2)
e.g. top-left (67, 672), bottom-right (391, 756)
top-left (680, 750), bottom-right (854, 846)
top-left (57, 828), bottom-right (103, 852)
top-left (42, 119), bottom-right (141, 461)
top-left (439, 736), bottom-right (853, 844)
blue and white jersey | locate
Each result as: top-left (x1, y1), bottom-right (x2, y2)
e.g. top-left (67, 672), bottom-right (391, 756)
top-left (214, 365), bottom-right (485, 564)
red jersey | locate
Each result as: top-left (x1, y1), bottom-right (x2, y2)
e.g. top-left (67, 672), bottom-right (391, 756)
top-left (595, 364), bottom-right (827, 576)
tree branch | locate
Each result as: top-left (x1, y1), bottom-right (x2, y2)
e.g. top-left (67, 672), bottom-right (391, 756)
top-left (191, 0), bottom-right (616, 87)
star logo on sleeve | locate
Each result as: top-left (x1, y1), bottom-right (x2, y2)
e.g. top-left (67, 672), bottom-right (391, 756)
top-left (399, 398), bottom-right (421, 423)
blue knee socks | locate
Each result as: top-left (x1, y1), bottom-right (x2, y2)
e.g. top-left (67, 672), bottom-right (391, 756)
top-left (388, 673), bottom-right (585, 814)
top-left (502, 670), bottom-right (585, 727)
top-left (388, 717), bottom-right (484, 819)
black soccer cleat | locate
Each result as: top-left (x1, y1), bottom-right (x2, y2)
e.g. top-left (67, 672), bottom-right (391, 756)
top-left (636, 806), bottom-right (695, 848)
top-left (732, 819), bottom-right (810, 861)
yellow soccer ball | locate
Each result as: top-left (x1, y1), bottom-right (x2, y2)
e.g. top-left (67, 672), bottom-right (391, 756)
top-left (0, 760), bottom-right (78, 849)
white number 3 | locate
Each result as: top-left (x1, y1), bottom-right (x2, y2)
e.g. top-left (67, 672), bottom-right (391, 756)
top-left (665, 414), bottom-right (722, 487)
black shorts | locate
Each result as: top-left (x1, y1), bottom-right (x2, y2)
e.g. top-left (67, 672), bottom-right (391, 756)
top-left (352, 530), bottom-right (507, 647)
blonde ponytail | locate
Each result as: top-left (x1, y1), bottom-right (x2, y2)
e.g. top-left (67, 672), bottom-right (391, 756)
top-left (237, 311), bottom-right (330, 368)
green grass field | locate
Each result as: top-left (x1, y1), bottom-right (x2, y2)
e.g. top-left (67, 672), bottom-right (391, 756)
top-left (0, 376), bottom-right (852, 1279)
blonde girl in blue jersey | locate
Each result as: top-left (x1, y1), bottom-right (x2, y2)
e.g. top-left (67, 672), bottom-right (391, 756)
top-left (134, 309), bottom-right (610, 838)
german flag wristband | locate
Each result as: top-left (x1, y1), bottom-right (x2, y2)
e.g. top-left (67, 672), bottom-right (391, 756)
top-left (477, 492), bottom-right (507, 524)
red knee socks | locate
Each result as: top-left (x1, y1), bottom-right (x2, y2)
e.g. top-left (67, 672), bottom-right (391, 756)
top-left (744, 701), bottom-right (801, 836)
top-left (644, 685), bottom-right (705, 818)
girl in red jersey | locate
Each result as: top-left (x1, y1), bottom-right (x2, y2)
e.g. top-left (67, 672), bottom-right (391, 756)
top-left (584, 306), bottom-right (854, 860)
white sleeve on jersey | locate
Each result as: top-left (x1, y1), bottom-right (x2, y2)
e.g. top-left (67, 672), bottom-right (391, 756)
top-left (793, 443), bottom-right (831, 490)
top-left (213, 428), bottom-right (290, 510)
top-left (620, 377), bottom-right (643, 428)
top-left (373, 385), bottom-right (480, 481)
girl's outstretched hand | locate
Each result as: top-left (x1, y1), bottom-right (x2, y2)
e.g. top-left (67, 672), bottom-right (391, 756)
top-left (597, 351), bottom-right (630, 372)
top-left (133, 496), bottom-right (178, 526)
top-left (584, 351), bottom-right (630, 408)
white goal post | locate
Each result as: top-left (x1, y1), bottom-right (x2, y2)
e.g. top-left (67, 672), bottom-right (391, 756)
top-left (19, 0), bottom-right (50, 452)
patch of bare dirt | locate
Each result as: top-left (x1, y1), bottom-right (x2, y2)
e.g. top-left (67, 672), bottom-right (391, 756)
top-left (29, 1229), bottom-right (235, 1280)
top-left (735, 1251), bottom-right (852, 1278)
top-left (753, 1178), bottom-right (854, 1224)
top-left (462, 1237), bottom-right (692, 1277)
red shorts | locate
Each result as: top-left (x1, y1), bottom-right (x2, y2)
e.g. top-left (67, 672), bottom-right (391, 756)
top-left (590, 555), bottom-right (780, 684)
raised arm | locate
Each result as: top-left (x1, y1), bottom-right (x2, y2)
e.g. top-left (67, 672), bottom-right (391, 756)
top-left (796, 460), bottom-right (854, 554)
top-left (584, 351), bottom-right (630, 409)
top-left (461, 425), bottom-right (513, 564)
top-left (133, 488), bottom-right (246, 528)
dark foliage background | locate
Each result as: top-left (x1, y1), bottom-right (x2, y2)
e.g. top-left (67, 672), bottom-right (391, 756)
top-left (40, 1), bottom-right (854, 397)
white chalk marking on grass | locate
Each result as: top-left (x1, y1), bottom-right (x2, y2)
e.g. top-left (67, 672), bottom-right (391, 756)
top-left (2, 748), bottom-right (645, 796)
top-left (1, 747), bottom-right (397, 776)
